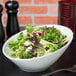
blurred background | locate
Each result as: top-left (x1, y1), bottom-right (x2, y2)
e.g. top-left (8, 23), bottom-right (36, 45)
top-left (0, 0), bottom-right (75, 27)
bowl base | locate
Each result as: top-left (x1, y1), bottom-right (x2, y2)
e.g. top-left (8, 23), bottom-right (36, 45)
top-left (20, 67), bottom-right (49, 72)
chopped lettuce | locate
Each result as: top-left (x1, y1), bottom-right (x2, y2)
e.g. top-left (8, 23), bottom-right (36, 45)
top-left (17, 32), bottom-right (24, 41)
top-left (40, 39), bottom-right (58, 50)
top-left (26, 25), bottom-right (44, 34)
top-left (42, 28), bottom-right (67, 48)
top-left (8, 25), bottom-right (68, 59)
top-left (43, 27), bottom-right (61, 43)
top-left (40, 39), bottom-right (58, 55)
top-left (9, 51), bottom-right (17, 58)
top-left (33, 27), bottom-right (44, 32)
top-left (26, 24), bottom-right (34, 34)
top-left (8, 41), bottom-right (19, 51)
top-left (37, 48), bottom-right (45, 57)
top-left (23, 51), bottom-right (34, 59)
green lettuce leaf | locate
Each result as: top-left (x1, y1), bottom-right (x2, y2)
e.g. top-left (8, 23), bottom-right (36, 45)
top-left (40, 39), bottom-right (58, 55)
top-left (26, 24), bottom-right (33, 34)
top-left (37, 48), bottom-right (45, 57)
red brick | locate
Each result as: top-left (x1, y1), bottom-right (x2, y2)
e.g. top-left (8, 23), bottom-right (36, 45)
top-left (18, 16), bottom-right (32, 24)
top-left (35, 16), bottom-right (58, 24)
top-left (3, 0), bottom-right (32, 4)
top-left (0, 1), bottom-right (1, 4)
top-left (50, 6), bottom-right (58, 15)
top-left (34, 0), bottom-right (60, 4)
top-left (4, 16), bottom-right (32, 24)
top-left (2, 7), bottom-right (6, 14)
top-left (19, 6), bottom-right (48, 14)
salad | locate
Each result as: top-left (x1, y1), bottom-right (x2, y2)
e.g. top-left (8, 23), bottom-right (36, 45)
top-left (8, 25), bottom-right (68, 59)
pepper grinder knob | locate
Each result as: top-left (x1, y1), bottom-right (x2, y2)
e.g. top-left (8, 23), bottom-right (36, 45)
top-left (5, 1), bottom-right (19, 10)
top-left (5, 1), bottom-right (20, 38)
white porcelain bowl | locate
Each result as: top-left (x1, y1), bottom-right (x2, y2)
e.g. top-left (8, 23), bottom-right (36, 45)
top-left (2, 25), bottom-right (73, 72)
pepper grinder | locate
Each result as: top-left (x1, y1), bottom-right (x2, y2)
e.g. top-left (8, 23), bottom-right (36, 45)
top-left (5, 0), bottom-right (20, 38)
top-left (0, 5), bottom-right (5, 44)
top-left (0, 5), bottom-right (5, 58)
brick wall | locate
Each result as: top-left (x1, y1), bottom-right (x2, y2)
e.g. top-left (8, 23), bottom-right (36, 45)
top-left (1, 0), bottom-right (61, 26)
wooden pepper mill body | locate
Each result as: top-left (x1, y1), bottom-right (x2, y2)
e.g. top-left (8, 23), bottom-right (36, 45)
top-left (5, 1), bottom-right (20, 38)
top-left (0, 5), bottom-right (5, 43)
